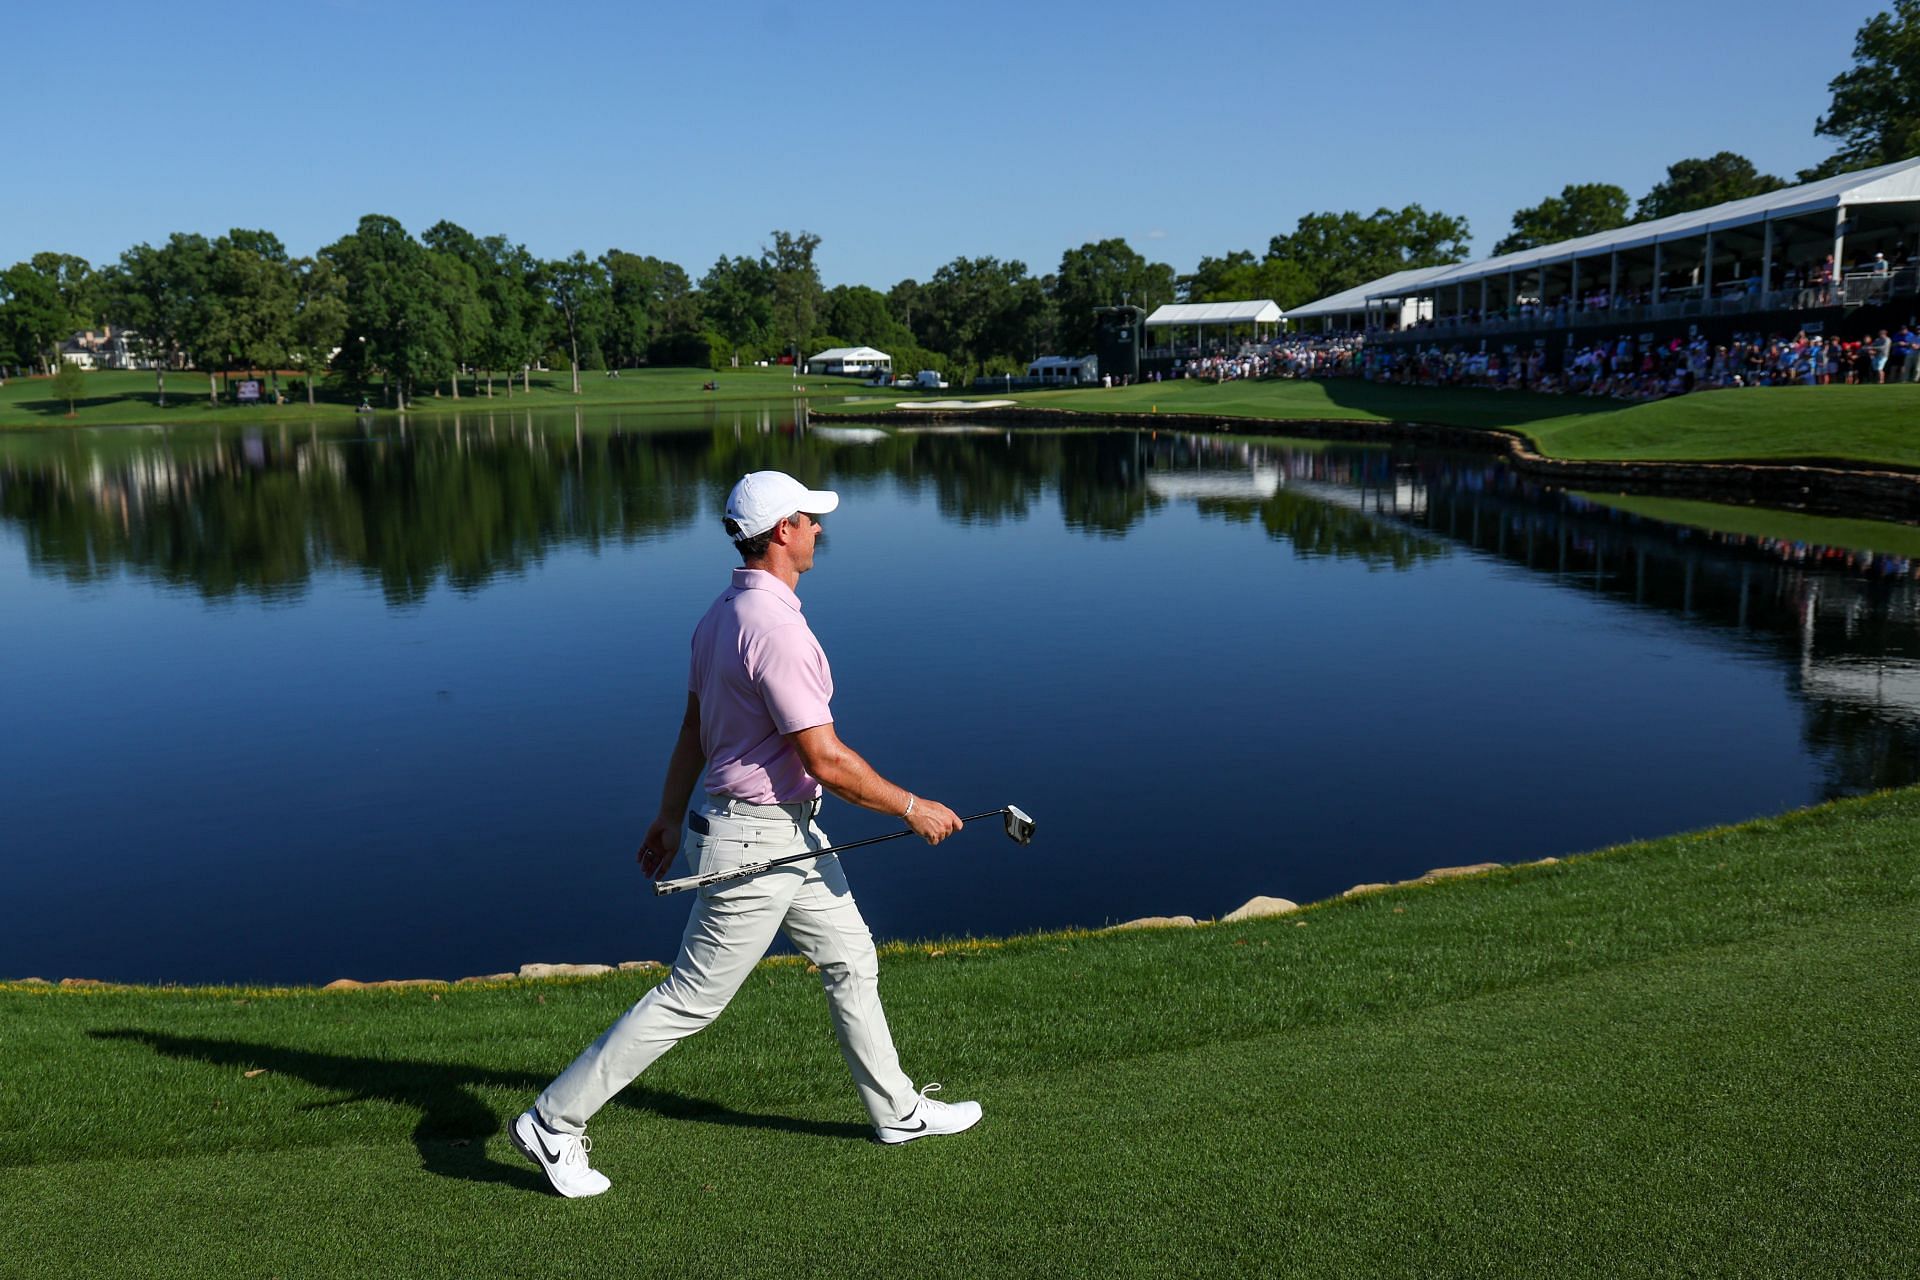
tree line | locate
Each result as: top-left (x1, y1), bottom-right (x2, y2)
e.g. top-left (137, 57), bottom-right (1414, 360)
top-left (3, 3), bottom-right (1913, 395)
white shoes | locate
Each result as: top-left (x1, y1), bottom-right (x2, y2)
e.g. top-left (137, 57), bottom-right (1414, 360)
top-left (509, 1108), bottom-right (611, 1198)
top-left (875, 1083), bottom-right (983, 1145)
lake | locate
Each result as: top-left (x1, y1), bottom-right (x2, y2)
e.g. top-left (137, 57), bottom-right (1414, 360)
top-left (5, 402), bottom-right (1918, 985)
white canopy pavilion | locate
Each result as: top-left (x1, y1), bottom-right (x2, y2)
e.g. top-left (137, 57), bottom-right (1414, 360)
top-left (1145, 300), bottom-right (1284, 351)
top-left (805, 346), bottom-right (892, 377)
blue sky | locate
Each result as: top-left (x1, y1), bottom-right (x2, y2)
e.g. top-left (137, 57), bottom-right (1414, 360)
top-left (5, 0), bottom-right (1871, 290)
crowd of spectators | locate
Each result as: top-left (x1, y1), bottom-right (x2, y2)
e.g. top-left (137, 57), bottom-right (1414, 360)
top-left (1363, 324), bottom-right (1920, 401)
top-left (1172, 335), bottom-right (1364, 382)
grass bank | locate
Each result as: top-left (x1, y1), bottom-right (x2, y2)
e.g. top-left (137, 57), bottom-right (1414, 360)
top-left (3, 789), bottom-right (1916, 1277)
top-left (0, 366), bottom-right (899, 429)
top-left (836, 378), bottom-right (1920, 472)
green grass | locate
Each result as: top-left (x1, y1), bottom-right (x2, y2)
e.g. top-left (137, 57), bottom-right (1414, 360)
top-left (832, 378), bottom-right (1920, 471)
top-left (1575, 490), bottom-right (1920, 558)
top-left (3, 789), bottom-right (1917, 1277)
top-left (0, 366), bottom-right (902, 429)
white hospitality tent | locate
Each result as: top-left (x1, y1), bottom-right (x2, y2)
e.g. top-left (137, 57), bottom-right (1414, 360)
top-left (804, 346), bottom-right (893, 377)
top-left (1145, 300), bottom-right (1284, 351)
top-left (1364, 155), bottom-right (1920, 328)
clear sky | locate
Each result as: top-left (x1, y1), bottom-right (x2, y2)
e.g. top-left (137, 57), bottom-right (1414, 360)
top-left (4, 0), bottom-right (1872, 290)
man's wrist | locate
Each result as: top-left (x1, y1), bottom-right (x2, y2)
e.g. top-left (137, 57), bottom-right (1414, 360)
top-left (901, 793), bottom-right (916, 820)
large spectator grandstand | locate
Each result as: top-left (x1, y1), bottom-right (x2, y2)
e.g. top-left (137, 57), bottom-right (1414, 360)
top-left (1342, 157), bottom-right (1920, 362)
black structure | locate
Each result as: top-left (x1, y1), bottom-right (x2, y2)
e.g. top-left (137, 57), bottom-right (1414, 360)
top-left (1094, 305), bottom-right (1145, 383)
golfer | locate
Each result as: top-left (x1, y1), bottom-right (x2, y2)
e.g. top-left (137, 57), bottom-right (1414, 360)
top-left (511, 470), bottom-right (982, 1197)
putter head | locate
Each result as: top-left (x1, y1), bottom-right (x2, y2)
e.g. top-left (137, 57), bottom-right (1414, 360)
top-left (1002, 805), bottom-right (1036, 845)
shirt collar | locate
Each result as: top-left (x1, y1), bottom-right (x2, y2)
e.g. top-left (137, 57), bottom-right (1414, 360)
top-left (732, 567), bottom-right (803, 613)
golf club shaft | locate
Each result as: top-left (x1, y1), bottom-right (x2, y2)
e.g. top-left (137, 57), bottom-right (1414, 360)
top-left (654, 809), bottom-right (1009, 896)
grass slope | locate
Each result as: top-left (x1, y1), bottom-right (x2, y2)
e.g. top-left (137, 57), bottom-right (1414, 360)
top-left (0, 366), bottom-right (893, 429)
top-left (3, 789), bottom-right (1917, 1277)
top-left (847, 379), bottom-right (1920, 472)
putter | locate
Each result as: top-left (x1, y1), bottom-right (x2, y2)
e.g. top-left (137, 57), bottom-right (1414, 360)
top-left (654, 804), bottom-right (1035, 896)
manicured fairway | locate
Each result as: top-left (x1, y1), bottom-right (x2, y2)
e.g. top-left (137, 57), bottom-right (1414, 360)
top-left (3, 788), bottom-right (1916, 1277)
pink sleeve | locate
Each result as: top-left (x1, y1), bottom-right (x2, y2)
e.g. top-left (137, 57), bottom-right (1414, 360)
top-left (751, 624), bottom-right (834, 734)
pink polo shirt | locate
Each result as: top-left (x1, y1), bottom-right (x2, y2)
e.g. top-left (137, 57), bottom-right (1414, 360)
top-left (689, 568), bottom-right (834, 804)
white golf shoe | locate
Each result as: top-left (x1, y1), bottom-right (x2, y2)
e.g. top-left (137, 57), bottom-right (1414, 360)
top-left (875, 1083), bottom-right (983, 1145)
top-left (509, 1108), bottom-right (611, 1198)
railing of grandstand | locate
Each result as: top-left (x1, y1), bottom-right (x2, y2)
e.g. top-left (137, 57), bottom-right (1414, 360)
top-left (1384, 267), bottom-right (1920, 342)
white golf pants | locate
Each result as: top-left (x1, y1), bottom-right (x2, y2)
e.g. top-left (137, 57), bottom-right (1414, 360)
top-left (536, 796), bottom-right (921, 1134)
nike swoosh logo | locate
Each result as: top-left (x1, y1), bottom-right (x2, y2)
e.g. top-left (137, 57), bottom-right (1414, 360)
top-left (885, 1120), bottom-right (928, 1134)
top-left (534, 1128), bottom-right (562, 1163)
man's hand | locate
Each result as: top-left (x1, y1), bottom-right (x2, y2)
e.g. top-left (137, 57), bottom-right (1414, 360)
top-left (905, 798), bottom-right (963, 845)
top-left (637, 813), bottom-right (682, 879)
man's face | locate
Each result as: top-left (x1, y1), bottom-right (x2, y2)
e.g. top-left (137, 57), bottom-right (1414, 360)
top-left (787, 511), bottom-right (822, 573)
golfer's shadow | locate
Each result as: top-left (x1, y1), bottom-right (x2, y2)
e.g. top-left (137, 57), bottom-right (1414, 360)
top-left (89, 1029), bottom-right (870, 1189)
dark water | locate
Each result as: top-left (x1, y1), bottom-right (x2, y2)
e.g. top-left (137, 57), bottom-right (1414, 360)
top-left (5, 403), bottom-right (1919, 985)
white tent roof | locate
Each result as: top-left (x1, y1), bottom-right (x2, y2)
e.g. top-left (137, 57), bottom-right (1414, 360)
top-left (1367, 155), bottom-right (1920, 299)
top-left (1287, 267), bottom-right (1457, 319)
top-left (807, 346), bottom-right (890, 362)
top-left (1145, 300), bottom-right (1284, 326)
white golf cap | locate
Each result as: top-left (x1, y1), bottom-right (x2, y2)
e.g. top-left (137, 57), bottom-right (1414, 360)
top-left (724, 470), bottom-right (839, 540)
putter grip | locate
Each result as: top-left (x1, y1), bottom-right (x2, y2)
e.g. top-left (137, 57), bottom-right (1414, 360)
top-left (654, 859), bottom-right (775, 896)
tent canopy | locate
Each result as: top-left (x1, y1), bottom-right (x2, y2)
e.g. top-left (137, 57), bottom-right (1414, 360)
top-left (1287, 267), bottom-right (1456, 319)
top-left (1145, 300), bottom-right (1283, 326)
top-left (806, 346), bottom-right (890, 363)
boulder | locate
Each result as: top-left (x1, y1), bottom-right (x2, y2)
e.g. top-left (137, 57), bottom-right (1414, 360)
top-left (457, 973), bottom-right (518, 984)
top-left (618, 960), bottom-right (665, 972)
top-left (365, 979), bottom-right (443, 988)
top-left (323, 979), bottom-right (364, 990)
top-left (1223, 896), bottom-right (1299, 922)
top-left (1103, 915), bottom-right (1198, 931)
top-left (58, 978), bottom-right (105, 987)
top-left (14, 977), bottom-right (50, 985)
top-left (1343, 883), bottom-right (1391, 897)
top-left (517, 962), bottom-right (614, 980)
top-left (1419, 863), bottom-right (1501, 881)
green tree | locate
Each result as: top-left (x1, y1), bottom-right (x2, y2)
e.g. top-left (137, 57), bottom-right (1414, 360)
top-left (820, 285), bottom-right (912, 350)
top-left (205, 230), bottom-right (294, 403)
top-left (50, 358), bottom-right (87, 415)
top-left (1494, 183), bottom-right (1632, 255)
top-left (1181, 250), bottom-right (1317, 309)
top-left (763, 230), bottom-right (824, 358)
top-left (426, 250), bottom-right (488, 399)
top-left (1051, 239), bottom-right (1177, 353)
top-left (919, 256), bottom-right (1050, 373)
top-left (542, 252), bottom-right (610, 394)
top-left (324, 215), bottom-right (452, 411)
top-left (1635, 154), bottom-right (1787, 220)
top-left (600, 250), bottom-right (695, 369)
top-left (699, 254), bottom-right (776, 358)
top-left (1267, 205), bottom-right (1471, 300)
top-left (107, 233), bottom-right (213, 406)
top-left (288, 257), bottom-right (347, 407)
top-left (1810, 0), bottom-right (1920, 175)
top-left (0, 261), bottom-right (71, 375)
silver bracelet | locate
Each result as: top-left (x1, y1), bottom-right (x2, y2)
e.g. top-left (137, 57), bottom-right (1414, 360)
top-left (902, 794), bottom-right (916, 819)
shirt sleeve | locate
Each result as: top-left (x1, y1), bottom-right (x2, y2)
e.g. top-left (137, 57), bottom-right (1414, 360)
top-left (750, 623), bottom-right (834, 734)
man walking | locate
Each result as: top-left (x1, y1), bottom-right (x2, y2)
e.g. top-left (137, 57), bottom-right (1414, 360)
top-left (511, 470), bottom-right (982, 1198)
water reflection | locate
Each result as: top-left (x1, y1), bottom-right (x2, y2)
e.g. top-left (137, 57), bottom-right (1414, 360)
top-left (9, 409), bottom-right (1920, 983)
top-left (6, 418), bottom-right (1920, 790)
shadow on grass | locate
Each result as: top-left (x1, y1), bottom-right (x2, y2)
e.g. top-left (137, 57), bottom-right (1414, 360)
top-left (1312, 376), bottom-right (1623, 433)
top-left (89, 1029), bottom-right (870, 1190)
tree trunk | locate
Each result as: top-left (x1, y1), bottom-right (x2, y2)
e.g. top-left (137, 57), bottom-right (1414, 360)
top-left (451, 368), bottom-right (460, 399)
top-left (155, 366), bottom-right (167, 409)
top-left (569, 335), bottom-right (581, 394)
top-left (523, 365), bottom-right (530, 394)
top-left (208, 369), bottom-right (218, 407)
top-left (306, 374), bottom-right (315, 407)
top-left (485, 370), bottom-right (493, 398)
